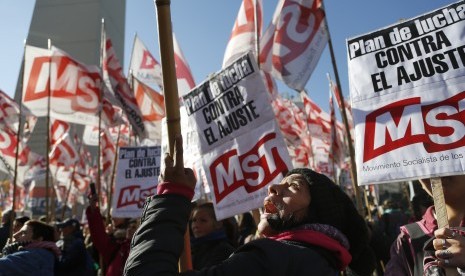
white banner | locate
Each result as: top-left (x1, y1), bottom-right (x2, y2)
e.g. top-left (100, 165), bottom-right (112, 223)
top-left (182, 52), bottom-right (292, 219)
top-left (160, 106), bottom-right (209, 202)
top-left (347, 2), bottom-right (465, 185)
top-left (22, 46), bottom-right (101, 125)
top-left (112, 146), bottom-right (161, 218)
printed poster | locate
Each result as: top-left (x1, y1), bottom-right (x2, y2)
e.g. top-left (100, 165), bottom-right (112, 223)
top-left (112, 146), bottom-right (161, 218)
top-left (347, 2), bottom-right (465, 185)
top-left (183, 52), bottom-right (292, 219)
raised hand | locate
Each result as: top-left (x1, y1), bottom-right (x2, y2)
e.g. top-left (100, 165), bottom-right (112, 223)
top-left (159, 134), bottom-right (196, 190)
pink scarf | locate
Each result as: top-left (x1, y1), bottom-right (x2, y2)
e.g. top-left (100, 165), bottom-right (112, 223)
top-left (269, 226), bottom-right (352, 270)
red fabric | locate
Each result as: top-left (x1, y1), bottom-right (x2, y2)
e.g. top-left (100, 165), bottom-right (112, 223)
top-left (269, 229), bottom-right (352, 270)
top-left (157, 182), bottom-right (194, 200)
top-left (25, 241), bottom-right (61, 258)
top-left (86, 207), bottom-right (131, 276)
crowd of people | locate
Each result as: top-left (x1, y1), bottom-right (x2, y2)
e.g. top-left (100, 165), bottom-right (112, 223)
top-left (0, 136), bottom-right (464, 275)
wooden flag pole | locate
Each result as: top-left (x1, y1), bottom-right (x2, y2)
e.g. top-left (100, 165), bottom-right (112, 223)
top-left (321, 0), bottom-right (363, 215)
top-left (61, 161), bottom-right (77, 220)
top-left (107, 124), bottom-right (122, 225)
top-left (253, 0), bottom-right (260, 69)
top-left (9, 42), bottom-right (27, 240)
top-left (154, 0), bottom-right (192, 271)
top-left (431, 177), bottom-right (449, 228)
top-left (98, 18), bottom-right (105, 210)
top-left (45, 38), bottom-right (52, 222)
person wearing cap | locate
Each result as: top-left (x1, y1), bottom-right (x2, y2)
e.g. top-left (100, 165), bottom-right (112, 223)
top-left (55, 218), bottom-right (95, 276)
top-left (0, 219), bottom-right (61, 275)
top-left (124, 135), bottom-right (376, 275)
top-left (13, 216), bottom-right (31, 234)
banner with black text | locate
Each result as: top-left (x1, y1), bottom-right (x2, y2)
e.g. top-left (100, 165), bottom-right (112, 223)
top-left (183, 52), bottom-right (292, 219)
top-left (112, 146), bottom-right (161, 218)
top-left (347, 1), bottom-right (465, 185)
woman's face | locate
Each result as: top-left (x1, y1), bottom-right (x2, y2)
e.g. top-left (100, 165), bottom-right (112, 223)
top-left (190, 208), bottom-right (218, 238)
top-left (13, 224), bottom-right (35, 242)
top-left (258, 174), bottom-right (311, 236)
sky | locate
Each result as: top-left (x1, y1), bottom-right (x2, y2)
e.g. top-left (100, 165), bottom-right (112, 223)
top-left (0, 0), bottom-right (455, 114)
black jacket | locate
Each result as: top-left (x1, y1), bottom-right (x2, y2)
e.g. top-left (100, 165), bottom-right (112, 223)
top-left (190, 230), bottom-right (235, 270)
top-left (124, 194), bottom-right (338, 276)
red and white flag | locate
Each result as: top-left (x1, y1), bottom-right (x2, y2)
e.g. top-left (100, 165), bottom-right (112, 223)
top-left (72, 136), bottom-right (93, 193)
top-left (222, 0), bottom-right (263, 67)
top-left (22, 45), bottom-right (102, 125)
top-left (83, 112), bottom-right (131, 147)
top-left (260, 0), bottom-right (327, 91)
top-left (271, 94), bottom-right (312, 167)
top-left (49, 119), bottom-right (78, 168)
top-left (100, 128), bottom-right (116, 178)
top-left (101, 97), bottom-right (125, 127)
top-left (0, 126), bottom-right (45, 185)
top-left (102, 32), bottom-right (147, 138)
top-left (329, 76), bottom-right (354, 144)
top-left (0, 89), bottom-right (37, 142)
top-left (173, 33), bottom-right (196, 97)
top-left (301, 92), bottom-right (333, 176)
top-left (133, 76), bottom-right (165, 142)
top-left (129, 34), bottom-right (164, 89)
top-left (329, 90), bottom-right (345, 169)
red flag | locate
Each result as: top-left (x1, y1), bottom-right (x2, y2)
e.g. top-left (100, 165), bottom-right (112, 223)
top-left (103, 32), bottom-right (147, 138)
top-left (0, 89), bottom-right (37, 142)
top-left (301, 92), bottom-right (333, 176)
top-left (23, 45), bottom-right (102, 126)
top-left (129, 34), bottom-right (164, 89)
top-left (49, 119), bottom-right (78, 168)
top-left (133, 76), bottom-right (165, 141)
top-left (329, 90), bottom-right (344, 169)
top-left (223, 0), bottom-right (263, 67)
top-left (133, 77), bottom-right (165, 122)
top-left (100, 128), bottom-right (116, 178)
top-left (328, 76), bottom-right (354, 144)
top-left (173, 33), bottom-right (196, 96)
top-left (260, 0), bottom-right (328, 90)
top-left (101, 97), bottom-right (124, 127)
top-left (271, 94), bottom-right (312, 167)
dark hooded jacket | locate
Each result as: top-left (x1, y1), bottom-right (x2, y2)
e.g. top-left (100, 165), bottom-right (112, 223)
top-left (190, 229), bottom-right (235, 270)
top-left (124, 168), bottom-right (375, 276)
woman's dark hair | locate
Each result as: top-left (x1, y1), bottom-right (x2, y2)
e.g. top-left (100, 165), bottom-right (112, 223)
top-left (411, 190), bottom-right (433, 221)
top-left (287, 168), bottom-right (376, 276)
top-left (15, 216), bottom-right (31, 225)
top-left (26, 220), bottom-right (55, 242)
top-left (191, 202), bottom-right (216, 219)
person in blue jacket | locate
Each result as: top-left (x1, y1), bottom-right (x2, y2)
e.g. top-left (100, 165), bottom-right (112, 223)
top-left (0, 219), bottom-right (61, 275)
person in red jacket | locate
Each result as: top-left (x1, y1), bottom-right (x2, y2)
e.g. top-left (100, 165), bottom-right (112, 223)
top-left (86, 194), bottom-right (138, 276)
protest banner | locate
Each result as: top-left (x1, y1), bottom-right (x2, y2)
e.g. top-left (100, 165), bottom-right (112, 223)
top-left (183, 52), bottom-right (292, 220)
top-left (112, 146), bottom-right (161, 218)
top-left (347, 1), bottom-right (465, 185)
top-left (160, 107), bottom-right (210, 202)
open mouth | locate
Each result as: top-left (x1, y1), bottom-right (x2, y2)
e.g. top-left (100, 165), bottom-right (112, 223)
top-left (264, 200), bottom-right (279, 214)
